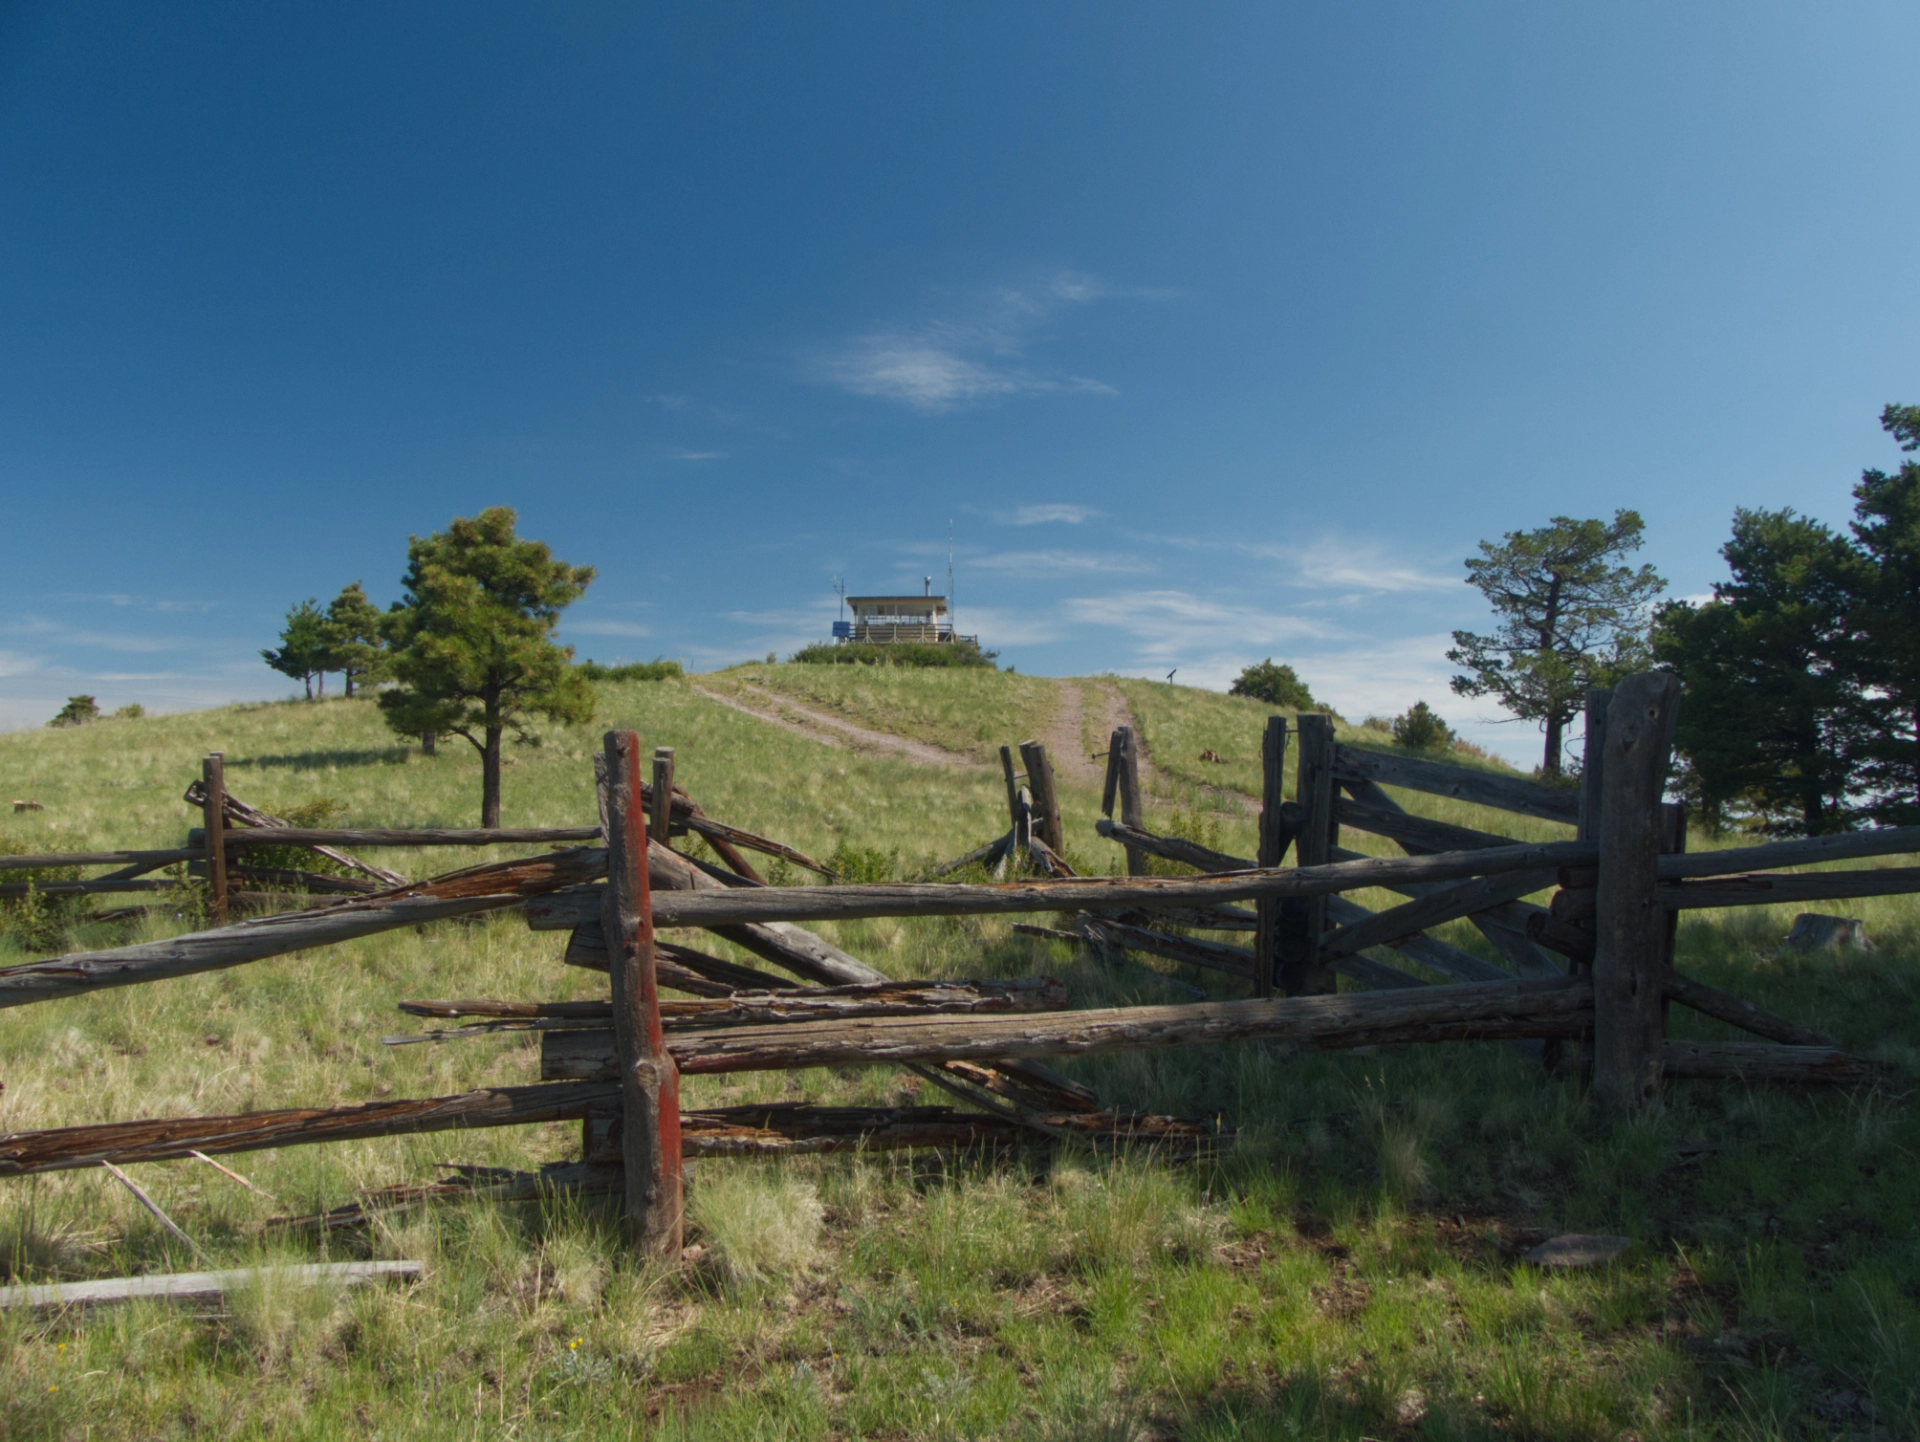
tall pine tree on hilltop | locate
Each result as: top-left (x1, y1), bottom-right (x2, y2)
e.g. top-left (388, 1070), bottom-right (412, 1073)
top-left (378, 508), bottom-right (595, 827)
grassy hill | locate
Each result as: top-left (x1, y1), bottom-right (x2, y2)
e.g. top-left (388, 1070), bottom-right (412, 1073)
top-left (1, 670), bottom-right (1917, 1439)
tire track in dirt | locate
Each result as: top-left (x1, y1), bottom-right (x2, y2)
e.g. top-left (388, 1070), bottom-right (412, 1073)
top-left (690, 682), bottom-right (975, 768)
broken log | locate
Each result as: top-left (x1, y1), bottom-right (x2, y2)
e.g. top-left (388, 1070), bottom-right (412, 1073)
top-left (1661, 1040), bottom-right (1884, 1086)
top-left (1331, 797), bottom-right (1519, 854)
top-left (1330, 744), bottom-right (1582, 825)
top-left (0, 848), bottom-right (609, 1009)
top-left (539, 976), bottom-right (1596, 1079)
top-left (527, 839), bottom-right (1599, 932)
top-left (1661, 971), bottom-right (1838, 1049)
top-left (1319, 869), bottom-right (1559, 963)
top-left (386, 978), bottom-right (1071, 1040)
top-left (184, 780), bottom-right (407, 886)
top-left (0, 1261), bottom-right (422, 1311)
top-left (0, 1081), bottom-right (621, 1174)
top-left (0, 848), bottom-right (201, 871)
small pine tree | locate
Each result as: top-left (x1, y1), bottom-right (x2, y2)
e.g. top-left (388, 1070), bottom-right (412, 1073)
top-left (1229, 659), bottom-right (1319, 710)
top-left (47, 695), bottom-right (99, 728)
top-left (325, 581), bottom-right (388, 697)
top-left (1391, 701), bottom-right (1454, 753)
top-left (262, 599), bottom-right (332, 699)
top-left (379, 508), bottom-right (595, 827)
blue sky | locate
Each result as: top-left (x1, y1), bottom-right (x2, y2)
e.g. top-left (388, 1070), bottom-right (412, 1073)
top-left (2, 3), bottom-right (1916, 763)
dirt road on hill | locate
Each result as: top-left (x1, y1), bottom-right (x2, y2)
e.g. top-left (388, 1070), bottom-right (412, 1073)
top-left (690, 682), bottom-right (974, 768)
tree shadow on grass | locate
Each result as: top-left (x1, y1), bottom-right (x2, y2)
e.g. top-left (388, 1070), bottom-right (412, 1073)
top-left (231, 748), bottom-right (418, 771)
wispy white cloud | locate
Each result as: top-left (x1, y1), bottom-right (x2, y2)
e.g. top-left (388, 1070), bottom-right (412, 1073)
top-left (811, 273), bottom-right (1120, 414)
top-left (669, 450), bottom-right (729, 462)
top-left (970, 549), bottom-right (1153, 577)
top-left (998, 504), bottom-right (1096, 526)
top-left (2, 617), bottom-right (190, 653)
top-left (1064, 590), bottom-right (1338, 666)
top-left (565, 619), bottom-right (654, 638)
top-left (1151, 534), bottom-right (1460, 595)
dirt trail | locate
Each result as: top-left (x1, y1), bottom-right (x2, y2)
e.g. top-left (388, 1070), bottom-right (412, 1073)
top-left (690, 682), bottom-right (974, 768)
top-left (1083, 679), bottom-right (1258, 816)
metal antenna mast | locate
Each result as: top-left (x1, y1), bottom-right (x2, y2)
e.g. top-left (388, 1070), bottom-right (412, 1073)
top-left (947, 520), bottom-right (955, 633)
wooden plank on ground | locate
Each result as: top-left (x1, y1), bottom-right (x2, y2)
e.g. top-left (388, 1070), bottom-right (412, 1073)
top-left (0, 1262), bottom-right (422, 1311)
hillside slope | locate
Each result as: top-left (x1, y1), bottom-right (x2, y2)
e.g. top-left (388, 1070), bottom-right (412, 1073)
top-left (2, 675), bottom-right (1918, 1439)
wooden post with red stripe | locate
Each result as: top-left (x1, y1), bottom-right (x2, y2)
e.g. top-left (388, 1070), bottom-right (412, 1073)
top-left (599, 730), bottom-right (682, 1256)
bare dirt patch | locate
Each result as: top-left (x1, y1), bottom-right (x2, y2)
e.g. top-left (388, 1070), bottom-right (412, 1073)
top-left (691, 682), bottom-right (974, 768)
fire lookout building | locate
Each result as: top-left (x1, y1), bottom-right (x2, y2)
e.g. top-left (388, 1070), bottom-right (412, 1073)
top-left (832, 588), bottom-right (976, 647)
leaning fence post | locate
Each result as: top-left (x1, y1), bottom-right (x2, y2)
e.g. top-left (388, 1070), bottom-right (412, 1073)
top-left (202, 754), bottom-right (228, 925)
top-left (1591, 672), bottom-right (1681, 1119)
top-left (1113, 727), bottom-right (1148, 876)
top-left (1278, 714), bottom-right (1336, 995)
top-left (1018, 741), bottom-right (1063, 856)
top-left (599, 731), bottom-right (682, 1256)
top-left (650, 747), bottom-right (676, 845)
top-left (1253, 717), bottom-right (1289, 998)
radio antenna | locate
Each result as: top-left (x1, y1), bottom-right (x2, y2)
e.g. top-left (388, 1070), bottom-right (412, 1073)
top-left (947, 520), bottom-right (955, 635)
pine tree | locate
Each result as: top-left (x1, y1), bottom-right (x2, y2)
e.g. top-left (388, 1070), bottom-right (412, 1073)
top-left (1228, 659), bottom-right (1320, 710)
top-left (1843, 404), bottom-right (1920, 823)
top-left (324, 582), bottom-right (387, 697)
top-left (1653, 509), bottom-right (1861, 834)
top-left (1448, 512), bottom-right (1666, 777)
top-left (377, 508), bottom-right (595, 826)
top-left (262, 599), bottom-right (332, 700)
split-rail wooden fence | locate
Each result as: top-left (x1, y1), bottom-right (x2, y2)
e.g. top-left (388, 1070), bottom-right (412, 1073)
top-left (1, 671), bottom-right (1914, 1257)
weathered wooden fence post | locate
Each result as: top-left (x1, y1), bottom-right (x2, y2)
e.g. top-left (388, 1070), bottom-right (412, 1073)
top-left (1592, 672), bottom-right (1681, 1119)
top-left (1018, 741), bottom-right (1063, 856)
top-left (202, 754), bottom-right (228, 925)
top-left (1253, 717), bottom-right (1289, 999)
top-left (1277, 714), bottom-right (1336, 995)
top-left (650, 747), bottom-right (676, 845)
top-left (599, 731), bottom-right (682, 1255)
top-left (999, 746), bottom-right (1031, 856)
top-left (1103, 726), bottom-right (1148, 876)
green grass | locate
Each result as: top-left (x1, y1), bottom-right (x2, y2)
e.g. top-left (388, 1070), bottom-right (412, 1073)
top-left (1, 673), bottom-right (1918, 1438)
top-left (707, 662), bottom-right (1065, 762)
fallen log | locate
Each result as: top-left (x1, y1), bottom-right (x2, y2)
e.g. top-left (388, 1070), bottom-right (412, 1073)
top-left (219, 827), bottom-right (602, 848)
top-left (184, 781), bottom-right (406, 886)
top-left (1663, 971), bottom-right (1838, 1049)
top-left (563, 922), bottom-right (794, 993)
top-left (930, 832), bottom-right (1014, 877)
top-left (0, 848), bottom-right (606, 1010)
top-left (0, 1261), bottom-right (422, 1311)
top-left (384, 978), bottom-right (1071, 1041)
top-left (1324, 895), bottom-right (1509, 984)
top-left (540, 976), bottom-right (1596, 1079)
top-left (1319, 870), bottom-right (1560, 963)
top-left (1094, 819), bottom-right (1250, 873)
top-left (0, 1081), bottom-right (621, 1174)
top-left (1661, 1040), bottom-right (1885, 1085)
top-left (527, 839), bottom-right (1598, 931)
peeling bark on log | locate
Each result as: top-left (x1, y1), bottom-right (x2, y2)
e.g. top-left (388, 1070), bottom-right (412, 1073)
top-left (541, 977), bottom-right (1595, 1079)
top-left (0, 848), bottom-right (608, 1009)
top-left (527, 840), bottom-right (1598, 932)
top-left (0, 1082), bottom-right (621, 1175)
top-left (387, 979), bottom-right (1071, 1040)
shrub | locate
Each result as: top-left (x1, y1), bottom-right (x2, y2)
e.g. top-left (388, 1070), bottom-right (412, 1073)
top-left (825, 841), bottom-right (897, 884)
top-left (238, 798), bottom-right (354, 879)
top-left (1391, 701), bottom-right (1454, 753)
top-left (46, 696), bottom-right (99, 728)
top-left (1229, 660), bottom-right (1318, 710)
top-left (111, 703), bottom-right (145, 720)
top-left (789, 641), bottom-right (999, 669)
top-left (0, 839), bottom-right (88, 948)
top-left (575, 659), bottom-right (683, 682)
